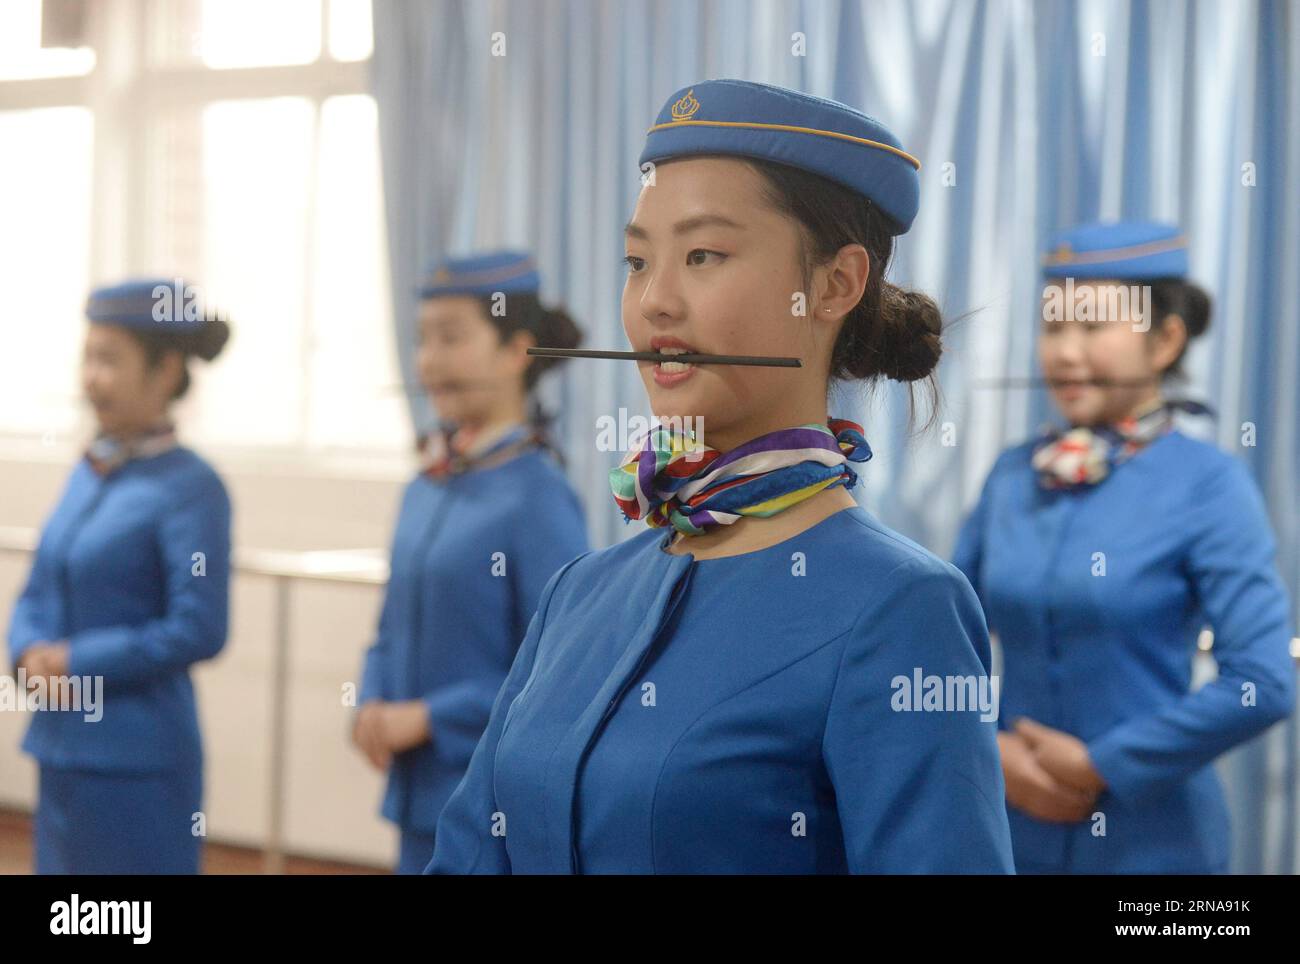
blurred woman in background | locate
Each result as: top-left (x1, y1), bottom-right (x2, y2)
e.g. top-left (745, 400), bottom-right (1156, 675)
top-left (954, 222), bottom-right (1296, 873)
top-left (351, 250), bottom-right (590, 874)
top-left (8, 278), bottom-right (232, 874)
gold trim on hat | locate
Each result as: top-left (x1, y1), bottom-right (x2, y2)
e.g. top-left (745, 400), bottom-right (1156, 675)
top-left (645, 119), bottom-right (922, 170)
top-left (427, 259), bottom-right (538, 288)
top-left (1042, 235), bottom-right (1187, 267)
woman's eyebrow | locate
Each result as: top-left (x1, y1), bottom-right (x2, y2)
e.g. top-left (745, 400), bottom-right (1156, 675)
top-left (625, 214), bottom-right (746, 240)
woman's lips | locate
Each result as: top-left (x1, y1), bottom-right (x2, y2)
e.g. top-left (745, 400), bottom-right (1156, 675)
top-left (652, 358), bottom-right (698, 387)
top-left (425, 379), bottom-right (469, 395)
top-left (647, 340), bottom-right (700, 388)
top-left (1051, 378), bottom-right (1091, 400)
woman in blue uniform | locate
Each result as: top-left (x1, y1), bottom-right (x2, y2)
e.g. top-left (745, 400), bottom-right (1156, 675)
top-left (428, 81), bottom-right (1014, 874)
top-left (954, 222), bottom-right (1296, 874)
top-left (352, 251), bottom-right (590, 874)
top-left (8, 278), bottom-right (232, 874)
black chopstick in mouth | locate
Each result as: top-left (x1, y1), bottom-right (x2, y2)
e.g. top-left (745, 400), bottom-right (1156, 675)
top-left (527, 347), bottom-right (801, 368)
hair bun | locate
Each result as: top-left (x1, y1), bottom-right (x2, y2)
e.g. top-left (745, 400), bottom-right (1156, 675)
top-left (1179, 283), bottom-right (1211, 339)
top-left (192, 316), bottom-right (231, 362)
top-left (526, 307), bottom-right (583, 383)
top-left (873, 284), bottom-right (943, 382)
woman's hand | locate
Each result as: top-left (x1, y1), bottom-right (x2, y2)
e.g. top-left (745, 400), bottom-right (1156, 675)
top-left (44, 641), bottom-right (69, 676)
top-left (16, 641), bottom-right (69, 679)
top-left (997, 728), bottom-right (1096, 823)
top-left (352, 700), bottom-right (392, 770)
top-left (352, 700), bottom-right (432, 769)
top-left (1014, 717), bottom-right (1108, 797)
top-left (379, 700), bottom-right (433, 755)
top-left (17, 643), bottom-right (52, 678)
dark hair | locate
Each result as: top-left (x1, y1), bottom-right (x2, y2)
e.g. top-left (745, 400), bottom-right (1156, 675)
top-left (127, 317), bottom-right (231, 399)
top-left (1138, 277), bottom-right (1211, 378)
top-left (471, 291), bottom-right (583, 440)
top-left (737, 157), bottom-right (943, 422)
top-left (472, 291), bottom-right (583, 390)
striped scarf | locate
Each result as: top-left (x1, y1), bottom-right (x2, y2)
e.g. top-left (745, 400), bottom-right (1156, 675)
top-left (611, 418), bottom-right (872, 536)
top-left (1032, 398), bottom-right (1210, 489)
top-left (420, 422), bottom-right (546, 479)
top-left (85, 421), bottom-right (178, 477)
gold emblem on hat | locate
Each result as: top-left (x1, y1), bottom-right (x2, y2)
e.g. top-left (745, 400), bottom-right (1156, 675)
top-left (434, 267), bottom-right (451, 283)
top-left (671, 89), bottom-right (701, 121)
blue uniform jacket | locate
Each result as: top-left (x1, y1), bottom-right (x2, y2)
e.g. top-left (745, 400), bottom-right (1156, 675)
top-left (429, 505), bottom-right (1015, 873)
top-left (953, 430), bottom-right (1295, 873)
top-left (7, 448), bottom-right (231, 773)
top-left (358, 448), bottom-right (589, 834)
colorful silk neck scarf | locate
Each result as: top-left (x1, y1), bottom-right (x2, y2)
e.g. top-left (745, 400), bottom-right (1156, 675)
top-left (421, 421), bottom-right (546, 480)
top-left (1032, 398), bottom-right (1211, 490)
top-left (610, 418), bottom-right (872, 536)
top-left (85, 420), bottom-right (178, 477)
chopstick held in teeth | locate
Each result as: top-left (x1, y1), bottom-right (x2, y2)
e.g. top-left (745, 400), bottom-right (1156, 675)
top-left (527, 347), bottom-right (802, 368)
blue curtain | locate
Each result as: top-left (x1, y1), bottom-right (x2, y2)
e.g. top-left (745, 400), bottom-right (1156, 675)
top-left (372, 0), bottom-right (1299, 873)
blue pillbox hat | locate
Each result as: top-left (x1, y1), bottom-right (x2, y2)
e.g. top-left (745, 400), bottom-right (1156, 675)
top-left (419, 250), bottom-right (541, 299)
top-left (86, 278), bottom-right (215, 333)
top-left (1042, 221), bottom-right (1189, 279)
top-left (638, 79), bottom-right (921, 234)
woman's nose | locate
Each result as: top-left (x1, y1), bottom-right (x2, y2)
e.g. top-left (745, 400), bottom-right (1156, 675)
top-left (1050, 323), bottom-right (1087, 363)
top-left (638, 263), bottom-right (686, 322)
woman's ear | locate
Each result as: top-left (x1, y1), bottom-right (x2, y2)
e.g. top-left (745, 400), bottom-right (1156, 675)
top-left (1150, 313), bottom-right (1188, 374)
top-left (504, 328), bottom-right (537, 376)
top-left (815, 244), bottom-right (870, 322)
top-left (147, 349), bottom-right (186, 401)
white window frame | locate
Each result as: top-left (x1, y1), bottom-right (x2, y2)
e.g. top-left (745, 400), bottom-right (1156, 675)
top-left (0, 0), bottom-right (413, 480)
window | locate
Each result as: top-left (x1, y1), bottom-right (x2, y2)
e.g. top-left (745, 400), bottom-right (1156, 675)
top-left (0, 105), bottom-right (94, 444)
top-left (0, 0), bottom-right (407, 464)
top-left (0, 0), bottom-right (95, 80)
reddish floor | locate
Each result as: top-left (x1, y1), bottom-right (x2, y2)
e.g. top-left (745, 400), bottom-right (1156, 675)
top-left (0, 808), bottom-right (387, 875)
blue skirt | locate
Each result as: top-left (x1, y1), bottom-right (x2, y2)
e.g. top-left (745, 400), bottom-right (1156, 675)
top-left (35, 764), bottom-right (203, 874)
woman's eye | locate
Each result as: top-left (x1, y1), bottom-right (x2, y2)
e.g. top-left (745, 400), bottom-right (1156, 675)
top-left (622, 254), bottom-right (646, 273)
top-left (686, 249), bottom-right (724, 266)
